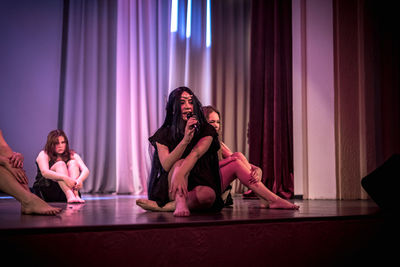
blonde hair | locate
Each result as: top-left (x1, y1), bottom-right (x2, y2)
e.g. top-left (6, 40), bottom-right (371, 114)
top-left (202, 105), bottom-right (223, 160)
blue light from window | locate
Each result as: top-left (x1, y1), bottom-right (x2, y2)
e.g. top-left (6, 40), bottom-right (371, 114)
top-left (206, 0), bottom-right (211, 47)
top-left (171, 0), bottom-right (178, 32)
top-left (186, 0), bottom-right (192, 38)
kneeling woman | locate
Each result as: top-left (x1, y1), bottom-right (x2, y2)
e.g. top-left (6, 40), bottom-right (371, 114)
top-left (137, 87), bottom-right (223, 216)
top-left (34, 130), bottom-right (89, 203)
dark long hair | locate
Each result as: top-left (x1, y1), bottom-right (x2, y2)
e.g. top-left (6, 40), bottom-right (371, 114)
top-left (163, 86), bottom-right (207, 143)
top-left (44, 129), bottom-right (73, 162)
top-left (148, 87), bottom-right (207, 201)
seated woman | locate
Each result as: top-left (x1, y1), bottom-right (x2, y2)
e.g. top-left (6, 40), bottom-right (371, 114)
top-left (34, 129), bottom-right (89, 203)
top-left (202, 105), bottom-right (299, 210)
top-left (136, 87), bottom-right (223, 216)
top-left (0, 129), bottom-right (61, 215)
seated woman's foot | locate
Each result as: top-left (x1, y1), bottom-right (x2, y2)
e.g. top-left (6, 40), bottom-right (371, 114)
top-left (136, 199), bottom-right (162, 211)
top-left (259, 198), bottom-right (269, 208)
top-left (21, 195), bottom-right (62, 215)
top-left (67, 196), bottom-right (82, 203)
top-left (76, 197), bottom-right (85, 203)
top-left (268, 197), bottom-right (299, 210)
top-left (136, 199), bottom-right (175, 212)
top-left (173, 195), bottom-right (190, 217)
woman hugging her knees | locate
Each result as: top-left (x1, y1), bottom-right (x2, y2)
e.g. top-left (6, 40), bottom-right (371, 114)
top-left (33, 129), bottom-right (89, 203)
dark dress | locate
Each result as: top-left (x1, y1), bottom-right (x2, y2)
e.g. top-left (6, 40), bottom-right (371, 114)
top-left (148, 123), bottom-right (224, 212)
top-left (33, 159), bottom-right (77, 202)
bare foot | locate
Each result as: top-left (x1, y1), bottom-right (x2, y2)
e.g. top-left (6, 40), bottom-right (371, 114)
top-left (259, 198), bottom-right (270, 208)
top-left (67, 196), bottom-right (82, 203)
top-left (173, 194), bottom-right (190, 217)
top-left (268, 197), bottom-right (299, 210)
top-left (21, 195), bottom-right (62, 215)
top-left (136, 199), bottom-right (175, 212)
top-left (76, 196), bottom-right (85, 203)
top-left (74, 191), bottom-right (85, 203)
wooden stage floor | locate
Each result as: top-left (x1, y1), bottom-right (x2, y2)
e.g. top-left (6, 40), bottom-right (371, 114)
top-left (0, 194), bottom-right (381, 231)
top-left (0, 194), bottom-right (396, 266)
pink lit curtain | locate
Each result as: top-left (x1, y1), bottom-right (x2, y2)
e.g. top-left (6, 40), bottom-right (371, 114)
top-left (116, 0), bottom-right (213, 194)
top-left (60, 0), bottom-right (218, 194)
top-left (115, 0), bottom-right (170, 194)
top-left (249, 0), bottom-right (294, 199)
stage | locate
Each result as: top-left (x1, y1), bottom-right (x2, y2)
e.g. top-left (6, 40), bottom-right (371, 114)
top-left (0, 194), bottom-right (396, 266)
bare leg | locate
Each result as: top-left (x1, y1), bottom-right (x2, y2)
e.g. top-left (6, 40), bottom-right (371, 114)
top-left (0, 131), bottom-right (13, 158)
top-left (0, 167), bottom-right (61, 215)
top-left (173, 185), bottom-right (216, 217)
top-left (136, 185), bottom-right (216, 215)
top-left (136, 199), bottom-right (175, 212)
top-left (187, 185), bottom-right (216, 209)
top-left (231, 152), bottom-right (252, 170)
top-left (50, 161), bottom-right (78, 203)
top-left (137, 158), bottom-right (217, 216)
top-left (169, 158), bottom-right (216, 216)
top-left (166, 160), bottom-right (191, 217)
top-left (173, 193), bottom-right (190, 217)
top-left (67, 160), bottom-right (84, 203)
top-left (136, 159), bottom-right (182, 213)
top-left (137, 159), bottom-right (216, 216)
top-left (220, 159), bottom-right (299, 210)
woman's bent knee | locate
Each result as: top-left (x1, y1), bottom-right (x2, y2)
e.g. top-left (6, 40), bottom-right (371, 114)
top-left (195, 186), bottom-right (216, 207)
top-left (50, 160), bottom-right (67, 171)
top-left (67, 159), bottom-right (78, 168)
top-left (232, 152), bottom-right (244, 159)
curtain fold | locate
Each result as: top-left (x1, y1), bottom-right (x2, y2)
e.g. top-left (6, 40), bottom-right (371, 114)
top-left (116, 0), bottom-right (170, 194)
top-left (249, 0), bottom-right (294, 199)
top-left (59, 0), bottom-right (256, 195)
top-left (211, 0), bottom-right (251, 193)
top-left (168, 0), bottom-right (212, 103)
top-left (333, 0), bottom-right (400, 199)
top-left (60, 0), bottom-right (117, 193)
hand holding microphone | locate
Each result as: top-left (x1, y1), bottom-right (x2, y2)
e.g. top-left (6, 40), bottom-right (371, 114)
top-left (186, 112), bottom-right (199, 132)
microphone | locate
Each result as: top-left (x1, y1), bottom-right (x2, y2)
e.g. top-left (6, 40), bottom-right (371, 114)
top-left (186, 112), bottom-right (199, 132)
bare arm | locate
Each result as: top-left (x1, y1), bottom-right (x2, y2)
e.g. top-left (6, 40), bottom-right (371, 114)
top-left (170, 136), bottom-right (213, 197)
top-left (36, 151), bottom-right (74, 183)
top-left (156, 117), bottom-right (198, 172)
top-left (0, 154), bottom-right (28, 184)
top-left (219, 157), bottom-right (236, 168)
top-left (220, 141), bottom-right (233, 159)
top-left (0, 154), bottom-right (8, 166)
top-left (73, 153), bottom-right (89, 184)
top-left (0, 130), bottom-right (28, 184)
top-left (157, 140), bottom-right (190, 172)
top-left (250, 164), bottom-right (262, 182)
top-left (0, 130), bottom-right (13, 158)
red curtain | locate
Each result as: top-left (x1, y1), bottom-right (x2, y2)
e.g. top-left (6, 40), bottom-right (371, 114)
top-left (249, 0), bottom-right (294, 199)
